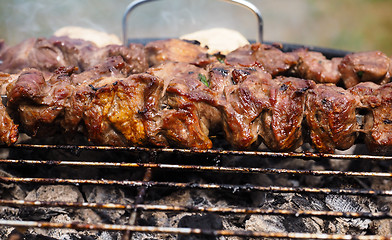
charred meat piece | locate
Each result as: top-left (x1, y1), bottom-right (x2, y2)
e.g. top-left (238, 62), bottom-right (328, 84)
top-left (293, 49), bottom-right (342, 84)
top-left (64, 56), bottom-right (133, 133)
top-left (225, 43), bottom-right (298, 77)
top-left (0, 72), bottom-right (18, 145)
top-left (145, 39), bottom-right (213, 67)
top-left (348, 82), bottom-right (380, 109)
top-left (0, 38), bottom-right (67, 74)
top-left (0, 102), bottom-right (18, 145)
top-left (51, 36), bottom-right (148, 73)
top-left (206, 62), bottom-right (277, 149)
top-left (339, 51), bottom-right (392, 88)
top-left (0, 36), bottom-right (148, 75)
top-left (148, 62), bottom-right (220, 149)
top-left (305, 84), bottom-right (359, 153)
top-left (7, 67), bottom-right (76, 137)
top-left (83, 73), bottom-right (163, 146)
top-left (220, 67), bottom-right (275, 149)
top-left (350, 83), bottom-right (392, 153)
top-left (6, 56), bottom-right (131, 138)
top-left (260, 77), bottom-right (315, 151)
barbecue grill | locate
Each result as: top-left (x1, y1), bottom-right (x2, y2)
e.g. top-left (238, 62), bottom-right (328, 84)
top-left (1, 0), bottom-right (392, 239)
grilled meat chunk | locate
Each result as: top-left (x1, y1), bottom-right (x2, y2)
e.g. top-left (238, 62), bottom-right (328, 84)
top-left (145, 39), bottom-right (212, 67)
top-left (0, 102), bottom-right (18, 145)
top-left (260, 77), bottom-right (315, 151)
top-left (350, 82), bottom-right (392, 153)
top-left (0, 72), bottom-right (18, 145)
top-left (7, 67), bottom-right (76, 136)
top-left (339, 51), bottom-right (392, 88)
top-left (0, 36), bottom-right (148, 75)
top-left (348, 82), bottom-right (380, 109)
top-left (219, 66), bottom-right (275, 149)
top-left (6, 56), bottom-right (131, 138)
top-left (293, 49), bottom-right (342, 84)
top-left (305, 84), bottom-right (359, 153)
top-left (83, 73), bottom-right (163, 146)
top-left (225, 43), bottom-right (298, 77)
top-left (148, 62), bottom-right (220, 149)
top-left (51, 36), bottom-right (148, 73)
top-left (0, 38), bottom-right (67, 74)
top-left (63, 56), bottom-right (133, 133)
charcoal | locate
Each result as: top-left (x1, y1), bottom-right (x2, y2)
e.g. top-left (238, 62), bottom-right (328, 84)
top-left (177, 214), bottom-right (223, 240)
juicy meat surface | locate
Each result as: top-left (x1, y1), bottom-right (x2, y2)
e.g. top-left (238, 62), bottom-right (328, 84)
top-left (0, 38), bottom-right (66, 74)
top-left (148, 62), bottom-right (220, 149)
top-left (83, 73), bottom-right (163, 146)
top-left (219, 66), bottom-right (275, 149)
top-left (225, 43), bottom-right (298, 77)
top-left (7, 67), bottom-right (76, 136)
top-left (293, 49), bottom-right (341, 84)
top-left (350, 83), bottom-right (392, 153)
top-left (305, 84), bottom-right (359, 153)
top-left (0, 36), bottom-right (148, 75)
top-left (145, 39), bottom-right (212, 67)
top-left (260, 77), bottom-right (316, 151)
top-left (0, 72), bottom-right (18, 145)
top-left (6, 57), bottom-right (132, 138)
top-left (348, 82), bottom-right (380, 109)
top-left (339, 51), bottom-right (392, 88)
top-left (0, 103), bottom-right (18, 145)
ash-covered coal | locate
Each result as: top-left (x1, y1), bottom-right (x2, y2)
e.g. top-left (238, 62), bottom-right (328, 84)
top-left (0, 135), bottom-right (391, 239)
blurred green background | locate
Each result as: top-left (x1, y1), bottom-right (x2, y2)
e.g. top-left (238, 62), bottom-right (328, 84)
top-left (1, 0), bottom-right (392, 55)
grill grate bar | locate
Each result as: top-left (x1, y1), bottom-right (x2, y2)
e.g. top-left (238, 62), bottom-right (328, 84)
top-left (4, 143), bottom-right (392, 161)
top-left (1, 159), bottom-right (391, 178)
top-left (0, 199), bottom-right (391, 220)
top-left (1, 176), bottom-right (391, 196)
top-left (0, 219), bottom-right (390, 240)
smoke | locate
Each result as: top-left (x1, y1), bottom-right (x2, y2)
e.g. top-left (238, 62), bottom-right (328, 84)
top-left (0, 0), bottom-right (258, 45)
top-left (0, 0), bottom-right (129, 45)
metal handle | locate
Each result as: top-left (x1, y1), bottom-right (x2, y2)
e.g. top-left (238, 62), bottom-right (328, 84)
top-left (122, 0), bottom-right (263, 45)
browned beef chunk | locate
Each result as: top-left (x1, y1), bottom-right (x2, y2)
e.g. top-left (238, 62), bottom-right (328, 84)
top-left (348, 82), bottom-right (380, 109)
top-left (220, 67), bottom-right (275, 149)
top-left (145, 39), bottom-right (213, 68)
top-left (63, 56), bottom-right (133, 133)
top-left (6, 56), bottom-right (131, 138)
top-left (339, 51), bottom-right (392, 88)
top-left (293, 49), bottom-right (341, 84)
top-left (0, 36), bottom-right (148, 75)
top-left (7, 67), bottom-right (76, 136)
top-left (206, 63), bottom-right (233, 94)
top-left (305, 84), bottom-right (359, 153)
top-left (350, 82), bottom-right (392, 153)
top-left (0, 38), bottom-right (67, 74)
top-left (83, 73), bottom-right (163, 146)
top-left (50, 36), bottom-right (148, 73)
top-left (148, 62), bottom-right (220, 149)
top-left (0, 103), bottom-right (18, 145)
top-left (0, 72), bottom-right (18, 145)
top-left (225, 43), bottom-right (298, 77)
top-left (260, 77), bottom-right (315, 151)
top-left (205, 62), bottom-right (277, 149)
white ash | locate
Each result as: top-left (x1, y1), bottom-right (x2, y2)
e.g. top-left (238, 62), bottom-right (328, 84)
top-left (325, 195), bottom-right (373, 231)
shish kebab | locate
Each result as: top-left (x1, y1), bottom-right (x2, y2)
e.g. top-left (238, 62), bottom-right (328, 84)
top-left (0, 36), bottom-right (391, 154)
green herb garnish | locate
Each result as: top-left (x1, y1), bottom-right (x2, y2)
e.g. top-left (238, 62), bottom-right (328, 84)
top-left (198, 73), bottom-right (210, 87)
top-left (356, 71), bottom-right (364, 79)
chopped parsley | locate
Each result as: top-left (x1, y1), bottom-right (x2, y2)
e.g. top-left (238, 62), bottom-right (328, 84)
top-left (198, 73), bottom-right (210, 87)
top-left (356, 71), bottom-right (364, 79)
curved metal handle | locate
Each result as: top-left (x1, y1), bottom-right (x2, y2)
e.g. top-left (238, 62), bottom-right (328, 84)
top-left (122, 0), bottom-right (263, 45)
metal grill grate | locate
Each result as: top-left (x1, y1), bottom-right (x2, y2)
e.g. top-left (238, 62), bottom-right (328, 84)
top-left (0, 143), bottom-right (391, 239)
